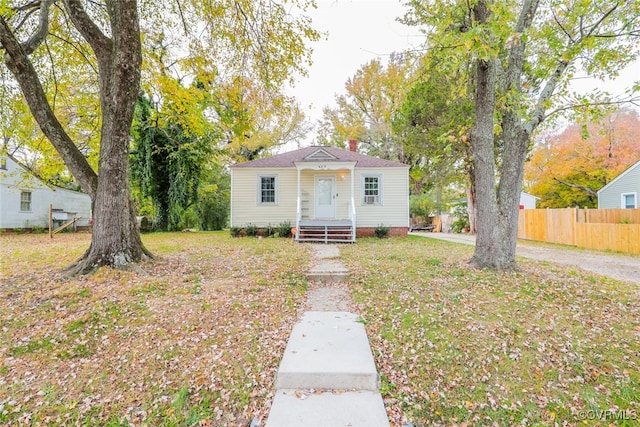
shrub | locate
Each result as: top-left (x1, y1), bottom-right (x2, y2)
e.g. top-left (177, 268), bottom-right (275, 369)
top-left (451, 202), bottom-right (470, 233)
top-left (277, 221), bottom-right (292, 237)
top-left (245, 223), bottom-right (259, 237)
top-left (31, 225), bottom-right (46, 234)
top-left (263, 223), bottom-right (276, 237)
top-left (229, 226), bottom-right (243, 237)
top-left (374, 224), bottom-right (390, 238)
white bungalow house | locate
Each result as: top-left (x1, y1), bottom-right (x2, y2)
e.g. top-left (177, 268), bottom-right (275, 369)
top-left (0, 156), bottom-right (91, 230)
top-left (230, 142), bottom-right (410, 242)
top-left (598, 159), bottom-right (640, 209)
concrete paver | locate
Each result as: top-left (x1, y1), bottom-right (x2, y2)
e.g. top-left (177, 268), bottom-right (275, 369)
top-left (266, 390), bottom-right (389, 427)
top-left (265, 244), bottom-right (389, 426)
top-left (275, 311), bottom-right (379, 391)
top-left (306, 287), bottom-right (353, 312)
top-left (310, 244), bottom-right (341, 259)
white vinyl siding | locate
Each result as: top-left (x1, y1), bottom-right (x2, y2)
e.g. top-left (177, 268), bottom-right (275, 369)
top-left (230, 165), bottom-right (410, 229)
top-left (231, 168), bottom-right (297, 227)
top-left (0, 157), bottom-right (91, 229)
top-left (354, 168), bottom-right (409, 228)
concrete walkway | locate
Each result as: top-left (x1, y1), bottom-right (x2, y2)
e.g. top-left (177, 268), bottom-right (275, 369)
top-left (265, 245), bottom-right (390, 426)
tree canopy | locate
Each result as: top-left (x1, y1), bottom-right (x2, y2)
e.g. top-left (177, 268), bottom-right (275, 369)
top-left (525, 108), bottom-right (640, 208)
top-left (402, 0), bottom-right (640, 269)
top-left (1, 0), bottom-right (320, 272)
top-left (318, 55), bottom-right (415, 159)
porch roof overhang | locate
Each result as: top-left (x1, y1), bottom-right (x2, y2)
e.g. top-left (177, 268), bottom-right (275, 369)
top-left (293, 161), bottom-right (357, 171)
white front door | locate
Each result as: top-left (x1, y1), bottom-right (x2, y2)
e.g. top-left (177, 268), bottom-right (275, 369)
top-left (315, 176), bottom-right (335, 218)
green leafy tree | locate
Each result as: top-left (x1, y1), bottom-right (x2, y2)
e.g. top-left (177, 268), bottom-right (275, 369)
top-left (406, 0), bottom-right (640, 269)
top-left (1, 0), bottom-right (319, 273)
top-left (525, 109), bottom-right (640, 207)
top-left (195, 163), bottom-right (230, 231)
top-left (318, 55), bottom-right (415, 160)
top-left (393, 65), bottom-right (475, 199)
top-left (211, 77), bottom-right (312, 162)
top-left (131, 95), bottom-right (211, 231)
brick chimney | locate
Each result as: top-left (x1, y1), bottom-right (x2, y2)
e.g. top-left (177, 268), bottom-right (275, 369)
top-left (348, 139), bottom-right (357, 152)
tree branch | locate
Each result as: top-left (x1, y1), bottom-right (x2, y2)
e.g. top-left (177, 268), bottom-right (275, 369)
top-left (503, 0), bottom-right (540, 94)
top-left (553, 176), bottom-right (598, 197)
top-left (64, 0), bottom-right (112, 57)
top-left (20, 0), bottom-right (54, 55)
top-left (580, 1), bottom-right (620, 39)
top-left (0, 15), bottom-right (98, 198)
top-left (544, 94), bottom-right (640, 121)
top-left (552, 9), bottom-right (574, 43)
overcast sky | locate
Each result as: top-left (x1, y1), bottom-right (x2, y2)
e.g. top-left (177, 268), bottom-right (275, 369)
top-left (289, 0), bottom-right (640, 146)
top-left (288, 0), bottom-right (417, 138)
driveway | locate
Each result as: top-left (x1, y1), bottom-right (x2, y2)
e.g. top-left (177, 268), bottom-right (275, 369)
top-left (411, 232), bottom-right (640, 285)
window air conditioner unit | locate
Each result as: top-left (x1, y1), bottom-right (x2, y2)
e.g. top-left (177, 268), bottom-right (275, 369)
top-left (364, 195), bottom-right (377, 204)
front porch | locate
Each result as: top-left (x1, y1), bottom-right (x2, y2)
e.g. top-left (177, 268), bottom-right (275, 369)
top-left (294, 150), bottom-right (357, 243)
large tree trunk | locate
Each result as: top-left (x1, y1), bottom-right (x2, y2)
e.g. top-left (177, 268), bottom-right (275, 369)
top-left (1, 0), bottom-right (152, 274)
top-left (468, 55), bottom-right (502, 267)
top-left (66, 0), bottom-right (151, 274)
top-left (469, 0), bottom-right (539, 270)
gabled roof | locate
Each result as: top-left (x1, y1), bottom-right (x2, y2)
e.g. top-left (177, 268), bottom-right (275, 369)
top-left (0, 155), bottom-right (88, 194)
top-left (230, 146), bottom-right (408, 168)
top-left (597, 159), bottom-right (640, 195)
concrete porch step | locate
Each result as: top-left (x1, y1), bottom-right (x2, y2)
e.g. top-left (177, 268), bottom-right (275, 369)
top-left (275, 312), bottom-right (379, 390)
top-left (265, 389), bottom-right (389, 427)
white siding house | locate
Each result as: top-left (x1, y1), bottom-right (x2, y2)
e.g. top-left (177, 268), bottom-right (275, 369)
top-left (230, 144), bottom-right (410, 241)
top-left (519, 192), bottom-right (539, 209)
top-left (0, 156), bottom-right (91, 230)
top-left (597, 160), bottom-right (640, 209)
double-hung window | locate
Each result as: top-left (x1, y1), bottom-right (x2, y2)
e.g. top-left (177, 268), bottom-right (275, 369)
top-left (20, 191), bottom-right (32, 212)
top-left (259, 175), bottom-right (277, 204)
top-left (362, 174), bottom-right (382, 205)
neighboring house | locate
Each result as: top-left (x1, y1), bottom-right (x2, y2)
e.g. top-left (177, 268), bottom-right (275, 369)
top-left (519, 192), bottom-right (539, 209)
top-left (0, 156), bottom-right (91, 230)
top-left (230, 142), bottom-right (410, 242)
top-left (597, 159), bottom-right (640, 209)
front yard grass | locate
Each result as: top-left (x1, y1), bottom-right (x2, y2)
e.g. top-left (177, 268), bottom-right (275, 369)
top-left (0, 232), bottom-right (310, 426)
top-left (1, 233), bottom-right (638, 426)
top-left (341, 236), bottom-right (640, 426)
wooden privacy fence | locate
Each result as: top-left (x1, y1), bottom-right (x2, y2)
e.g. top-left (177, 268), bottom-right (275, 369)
top-left (517, 208), bottom-right (640, 255)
